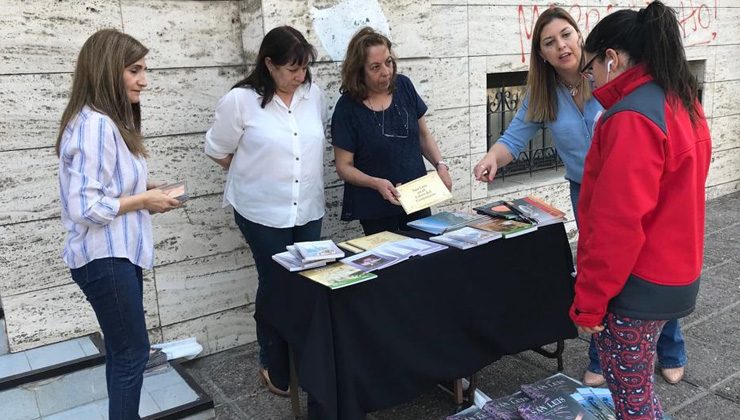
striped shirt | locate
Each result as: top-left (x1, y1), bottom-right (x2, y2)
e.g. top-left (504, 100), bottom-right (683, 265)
top-left (58, 106), bottom-right (153, 269)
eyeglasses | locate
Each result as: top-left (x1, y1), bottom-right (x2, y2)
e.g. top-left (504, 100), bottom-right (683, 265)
top-left (369, 102), bottom-right (409, 139)
top-left (579, 53), bottom-right (600, 81)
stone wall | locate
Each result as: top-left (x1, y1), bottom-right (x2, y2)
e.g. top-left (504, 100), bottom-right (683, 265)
top-left (1, 0), bottom-right (737, 354)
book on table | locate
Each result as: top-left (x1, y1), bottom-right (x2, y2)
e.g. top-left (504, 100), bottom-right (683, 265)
top-left (506, 195), bottom-right (566, 226)
top-left (469, 217), bottom-right (537, 238)
top-left (337, 231), bottom-right (410, 253)
top-left (395, 171), bottom-right (453, 214)
top-left (473, 200), bottom-right (523, 220)
top-left (406, 211), bottom-right (489, 234)
top-left (293, 240), bottom-right (345, 262)
top-left (300, 263), bottom-right (378, 289)
top-left (390, 237), bottom-right (448, 256)
top-left (430, 226), bottom-right (501, 249)
top-left (272, 251), bottom-right (330, 272)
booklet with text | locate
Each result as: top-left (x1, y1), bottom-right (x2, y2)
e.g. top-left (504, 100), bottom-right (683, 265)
top-left (396, 171), bottom-right (453, 214)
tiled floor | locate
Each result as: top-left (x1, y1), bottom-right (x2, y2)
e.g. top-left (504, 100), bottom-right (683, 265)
top-left (0, 364), bottom-right (203, 419)
top-left (0, 336), bottom-right (100, 380)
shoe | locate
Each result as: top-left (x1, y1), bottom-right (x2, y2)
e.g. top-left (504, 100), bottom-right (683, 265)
top-left (583, 370), bottom-right (606, 387)
top-left (258, 368), bottom-right (290, 397)
top-left (661, 366), bottom-right (685, 384)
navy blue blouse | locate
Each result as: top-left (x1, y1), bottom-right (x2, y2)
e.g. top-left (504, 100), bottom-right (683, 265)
top-left (331, 74), bottom-right (428, 221)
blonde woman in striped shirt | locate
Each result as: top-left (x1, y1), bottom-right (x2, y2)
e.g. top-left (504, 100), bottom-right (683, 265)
top-left (56, 29), bottom-right (180, 420)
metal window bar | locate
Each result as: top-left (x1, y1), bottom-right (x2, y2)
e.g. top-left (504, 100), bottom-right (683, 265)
top-left (486, 72), bottom-right (562, 181)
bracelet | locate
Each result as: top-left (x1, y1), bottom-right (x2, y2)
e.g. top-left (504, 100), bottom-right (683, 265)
top-left (435, 160), bottom-right (448, 169)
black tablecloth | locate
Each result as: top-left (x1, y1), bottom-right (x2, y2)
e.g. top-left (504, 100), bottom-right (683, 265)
top-left (258, 223), bottom-right (578, 419)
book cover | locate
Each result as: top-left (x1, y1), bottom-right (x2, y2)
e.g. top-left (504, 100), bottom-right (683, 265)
top-left (481, 391), bottom-right (531, 419)
top-left (407, 211), bottom-right (488, 235)
top-left (340, 249), bottom-right (401, 272)
top-left (300, 263), bottom-right (378, 289)
top-left (272, 251), bottom-right (328, 272)
top-left (520, 373), bottom-right (583, 400)
top-left (445, 226), bottom-right (502, 245)
top-left (392, 238), bottom-right (448, 256)
top-left (395, 171), bottom-right (453, 214)
top-left (293, 240), bottom-right (345, 262)
top-left (446, 405), bottom-right (496, 420)
top-left (518, 396), bottom-right (596, 420)
top-left (336, 241), bottom-right (364, 253)
top-left (429, 234), bottom-right (477, 250)
top-left (507, 196), bottom-right (566, 226)
top-left (159, 181), bottom-right (189, 202)
top-left (344, 231), bottom-right (410, 252)
top-left (474, 200), bottom-right (521, 220)
top-left (470, 218), bottom-right (537, 238)
top-left (571, 389), bottom-right (615, 420)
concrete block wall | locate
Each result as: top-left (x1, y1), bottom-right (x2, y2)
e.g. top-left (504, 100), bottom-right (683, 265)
top-left (0, 0), bottom-right (737, 355)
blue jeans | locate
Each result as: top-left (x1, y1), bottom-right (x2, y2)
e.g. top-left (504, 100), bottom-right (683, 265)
top-left (588, 318), bottom-right (687, 373)
top-left (71, 258), bottom-right (149, 420)
top-left (234, 210), bottom-right (322, 368)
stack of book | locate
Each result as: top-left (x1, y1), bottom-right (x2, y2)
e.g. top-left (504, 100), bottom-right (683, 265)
top-left (446, 373), bottom-right (617, 420)
top-left (272, 240), bottom-right (345, 272)
top-left (430, 226), bottom-right (502, 249)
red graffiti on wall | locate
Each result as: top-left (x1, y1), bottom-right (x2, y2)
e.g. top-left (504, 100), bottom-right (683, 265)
top-left (517, 1), bottom-right (719, 63)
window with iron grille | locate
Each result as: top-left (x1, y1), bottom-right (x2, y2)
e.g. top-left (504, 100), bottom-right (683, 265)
top-left (486, 71), bottom-right (562, 182)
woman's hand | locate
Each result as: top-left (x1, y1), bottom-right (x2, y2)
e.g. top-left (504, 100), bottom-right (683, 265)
top-left (373, 178), bottom-right (401, 206)
top-left (437, 165), bottom-right (453, 191)
top-left (474, 153), bottom-right (498, 182)
top-left (142, 189), bottom-right (182, 214)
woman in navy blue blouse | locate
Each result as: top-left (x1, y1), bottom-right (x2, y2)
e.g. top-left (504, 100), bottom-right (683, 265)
top-left (332, 27), bottom-right (452, 235)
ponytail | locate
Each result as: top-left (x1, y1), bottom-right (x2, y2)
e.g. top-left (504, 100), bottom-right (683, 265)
top-left (584, 1), bottom-right (698, 121)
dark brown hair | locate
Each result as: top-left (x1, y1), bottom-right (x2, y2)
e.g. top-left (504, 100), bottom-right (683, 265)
top-left (233, 26), bottom-right (316, 108)
top-left (340, 27), bottom-right (397, 102)
top-left (56, 29), bottom-right (148, 157)
top-left (526, 7), bottom-right (590, 122)
top-left (584, 1), bottom-right (698, 121)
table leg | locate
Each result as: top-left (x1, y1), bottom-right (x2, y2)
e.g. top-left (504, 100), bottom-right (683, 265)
top-left (530, 340), bottom-right (566, 371)
top-left (289, 347), bottom-right (302, 418)
top-left (453, 378), bottom-right (464, 405)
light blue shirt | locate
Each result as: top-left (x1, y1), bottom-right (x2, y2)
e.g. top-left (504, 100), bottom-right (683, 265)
top-left (496, 85), bottom-right (603, 184)
top-left (58, 106), bottom-right (153, 269)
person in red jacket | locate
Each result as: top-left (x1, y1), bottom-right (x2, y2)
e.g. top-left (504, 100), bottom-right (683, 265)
top-left (571, 1), bottom-right (711, 418)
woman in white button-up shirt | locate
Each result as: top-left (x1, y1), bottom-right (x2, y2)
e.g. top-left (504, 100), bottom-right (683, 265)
top-left (204, 26), bottom-right (325, 397)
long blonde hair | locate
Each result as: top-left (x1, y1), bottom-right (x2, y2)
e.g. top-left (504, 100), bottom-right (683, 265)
top-left (56, 29), bottom-right (149, 157)
top-left (526, 7), bottom-right (590, 123)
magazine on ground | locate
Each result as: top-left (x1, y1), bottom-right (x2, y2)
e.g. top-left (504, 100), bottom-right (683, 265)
top-left (570, 389), bottom-right (615, 420)
top-left (293, 240), bottom-right (345, 262)
top-left (470, 217), bottom-right (537, 238)
top-left (300, 263), bottom-right (378, 289)
top-left (481, 390), bottom-right (531, 419)
top-left (446, 405), bottom-right (496, 420)
top-left (406, 211), bottom-right (489, 234)
top-left (518, 395), bottom-right (597, 420)
top-left (520, 373), bottom-right (584, 400)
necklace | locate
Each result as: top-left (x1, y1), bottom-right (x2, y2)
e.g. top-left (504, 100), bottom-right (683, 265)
top-left (367, 96), bottom-right (409, 138)
top-left (557, 76), bottom-right (582, 97)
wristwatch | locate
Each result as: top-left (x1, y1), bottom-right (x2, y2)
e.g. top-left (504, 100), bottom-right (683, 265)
top-left (435, 160), bottom-right (449, 170)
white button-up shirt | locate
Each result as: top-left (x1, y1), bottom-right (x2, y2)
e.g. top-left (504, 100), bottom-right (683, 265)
top-left (205, 83), bottom-right (326, 228)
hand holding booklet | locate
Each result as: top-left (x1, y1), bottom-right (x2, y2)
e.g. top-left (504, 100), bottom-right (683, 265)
top-left (396, 171), bottom-right (453, 214)
top-left (158, 181), bottom-right (189, 202)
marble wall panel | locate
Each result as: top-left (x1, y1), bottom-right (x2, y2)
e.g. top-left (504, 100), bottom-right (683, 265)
top-left (710, 45), bottom-right (740, 83)
top-left (0, 148), bottom-right (58, 225)
top-left (432, 57), bottom-right (469, 110)
top-left (710, 79), bottom-right (740, 119)
top-left (447, 155), bottom-right (471, 203)
top-left (397, 58), bottom-right (435, 112)
top-left (152, 194), bottom-right (245, 266)
top-left (469, 104), bottom-right (488, 155)
top-left (121, 0), bottom-right (244, 69)
top-left (3, 284), bottom-right (97, 352)
top-left (239, 0), bottom-right (264, 64)
top-left (431, 5), bottom-right (468, 58)
top-left (485, 54), bottom-right (529, 75)
top-left (142, 270), bottom-right (161, 330)
top-left (706, 179), bottom-right (740, 200)
top-left (468, 57), bottom-right (487, 108)
top-left (311, 61), bottom-right (343, 118)
top-left (141, 67), bottom-right (245, 138)
top-left (146, 134), bottom-right (227, 198)
top-left (707, 148), bottom-right (740, 187)
top-left (425, 107), bottom-right (470, 159)
top-left (470, 151), bottom-right (488, 201)
top-left (0, 0), bottom-right (122, 74)
top-left (710, 115), bottom-right (740, 152)
top-left (0, 219), bottom-right (68, 297)
top-left (161, 305), bottom-right (255, 356)
top-left (156, 250), bottom-right (255, 326)
top-left (0, 73), bottom-right (72, 152)
top-left (320, 185), bottom-right (363, 242)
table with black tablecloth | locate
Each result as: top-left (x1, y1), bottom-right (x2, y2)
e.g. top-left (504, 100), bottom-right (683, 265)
top-left (258, 222), bottom-right (578, 419)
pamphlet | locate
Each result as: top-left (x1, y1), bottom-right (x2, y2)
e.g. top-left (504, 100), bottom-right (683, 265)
top-left (159, 181), bottom-right (189, 202)
top-left (340, 231), bottom-right (410, 252)
top-left (300, 263), bottom-right (378, 289)
top-left (293, 240), bottom-right (345, 262)
top-left (396, 171), bottom-right (453, 214)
